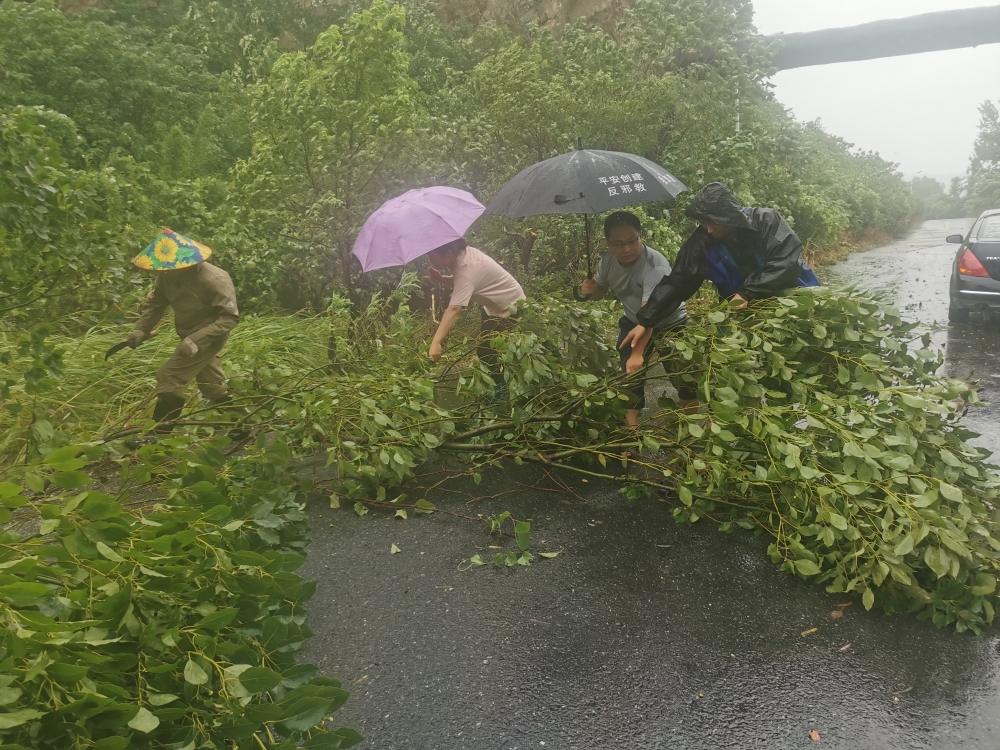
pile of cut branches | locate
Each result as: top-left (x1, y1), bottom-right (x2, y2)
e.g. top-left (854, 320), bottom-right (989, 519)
top-left (0, 437), bottom-right (360, 749)
top-left (264, 289), bottom-right (1000, 632)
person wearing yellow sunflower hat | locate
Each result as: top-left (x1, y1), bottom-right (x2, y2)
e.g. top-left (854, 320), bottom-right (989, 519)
top-left (128, 228), bottom-right (240, 430)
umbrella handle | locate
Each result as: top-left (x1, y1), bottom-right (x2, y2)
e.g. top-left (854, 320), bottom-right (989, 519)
top-left (573, 274), bottom-right (594, 302)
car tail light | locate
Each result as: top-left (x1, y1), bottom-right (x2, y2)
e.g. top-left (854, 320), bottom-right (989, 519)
top-left (959, 248), bottom-right (990, 277)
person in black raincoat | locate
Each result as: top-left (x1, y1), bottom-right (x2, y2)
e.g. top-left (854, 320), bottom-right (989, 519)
top-left (619, 182), bottom-right (818, 369)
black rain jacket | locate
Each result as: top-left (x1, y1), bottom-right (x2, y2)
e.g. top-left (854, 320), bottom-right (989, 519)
top-left (636, 182), bottom-right (806, 328)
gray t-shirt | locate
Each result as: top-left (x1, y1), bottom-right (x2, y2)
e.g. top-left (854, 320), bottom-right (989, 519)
top-left (593, 244), bottom-right (687, 328)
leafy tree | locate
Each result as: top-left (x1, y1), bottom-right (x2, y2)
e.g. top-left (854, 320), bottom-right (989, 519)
top-left (104, 0), bottom-right (344, 81)
top-left (232, 1), bottom-right (431, 309)
top-left (159, 125), bottom-right (192, 178)
top-left (0, 106), bottom-right (131, 393)
top-left (967, 101), bottom-right (1000, 215)
top-left (911, 175), bottom-right (964, 220)
top-left (0, 1), bottom-right (220, 162)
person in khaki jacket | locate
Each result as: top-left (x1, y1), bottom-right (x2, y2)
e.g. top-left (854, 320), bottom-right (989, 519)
top-left (127, 228), bottom-right (239, 429)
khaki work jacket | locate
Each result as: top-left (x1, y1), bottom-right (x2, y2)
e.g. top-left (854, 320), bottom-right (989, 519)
top-left (135, 262), bottom-right (240, 347)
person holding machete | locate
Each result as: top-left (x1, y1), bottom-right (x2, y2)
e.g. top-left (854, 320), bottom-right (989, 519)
top-left (124, 228), bottom-right (239, 431)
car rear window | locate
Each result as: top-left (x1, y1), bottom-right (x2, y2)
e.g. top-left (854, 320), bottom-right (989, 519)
top-left (978, 215), bottom-right (1000, 240)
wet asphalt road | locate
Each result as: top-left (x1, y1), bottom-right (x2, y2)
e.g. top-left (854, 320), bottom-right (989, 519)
top-left (301, 220), bottom-right (1000, 749)
top-left (823, 218), bottom-right (1000, 457)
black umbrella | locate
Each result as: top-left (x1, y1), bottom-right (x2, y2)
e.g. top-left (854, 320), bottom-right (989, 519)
top-left (483, 144), bottom-right (687, 297)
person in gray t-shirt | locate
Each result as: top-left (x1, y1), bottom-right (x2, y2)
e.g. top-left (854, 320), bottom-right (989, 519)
top-left (581, 211), bottom-right (697, 429)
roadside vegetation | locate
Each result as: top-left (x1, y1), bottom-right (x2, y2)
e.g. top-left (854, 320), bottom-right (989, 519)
top-left (4, 1), bottom-right (996, 748)
top-left (912, 100), bottom-right (1000, 220)
top-left (965, 101), bottom-right (1000, 216)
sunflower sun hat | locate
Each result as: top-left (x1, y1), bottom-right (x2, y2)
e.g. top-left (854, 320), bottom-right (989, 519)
top-left (133, 228), bottom-right (213, 271)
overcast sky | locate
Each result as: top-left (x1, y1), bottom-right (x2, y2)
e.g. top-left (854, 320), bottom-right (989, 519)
top-left (751, 1), bottom-right (1000, 187)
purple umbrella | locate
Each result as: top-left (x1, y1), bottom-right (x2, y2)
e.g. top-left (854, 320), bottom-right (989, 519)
top-left (352, 187), bottom-right (485, 272)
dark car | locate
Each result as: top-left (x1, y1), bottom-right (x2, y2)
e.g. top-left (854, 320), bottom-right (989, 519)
top-left (947, 209), bottom-right (1000, 323)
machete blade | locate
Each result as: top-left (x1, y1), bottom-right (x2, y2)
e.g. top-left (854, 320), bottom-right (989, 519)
top-left (104, 342), bottom-right (129, 361)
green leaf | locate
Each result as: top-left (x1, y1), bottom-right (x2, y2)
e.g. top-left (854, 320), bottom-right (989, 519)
top-left (414, 499), bottom-right (435, 515)
top-left (972, 574), bottom-right (996, 596)
top-left (862, 588), bottom-right (875, 611)
top-left (238, 667), bottom-right (283, 694)
top-left (127, 706), bottom-right (160, 733)
top-left (390, 544), bottom-right (400, 554)
top-left (893, 534), bottom-right (915, 557)
top-left (939, 450), bottom-right (963, 467)
top-left (677, 485), bottom-right (693, 506)
top-left (183, 658), bottom-right (209, 686)
top-left (884, 455), bottom-right (911, 471)
top-left (828, 513), bottom-right (849, 531)
top-left (94, 738), bottom-right (131, 750)
top-left (0, 582), bottom-right (50, 606)
top-left (794, 559), bottom-right (820, 576)
top-left (538, 551), bottom-right (561, 559)
top-left (43, 445), bottom-right (83, 464)
top-left (52, 470), bottom-right (90, 489)
top-left (924, 547), bottom-right (950, 578)
top-left (0, 709), bottom-right (45, 729)
top-left (515, 520), bottom-right (531, 552)
top-left (473, 472), bottom-right (482, 485)
top-left (394, 509), bottom-right (407, 520)
top-left (147, 693), bottom-right (178, 706)
top-left (39, 517), bottom-right (60, 535)
top-left (96, 542), bottom-right (123, 562)
top-left (353, 502), bottom-right (368, 517)
top-left (280, 694), bottom-right (345, 731)
top-left (0, 482), bottom-right (22, 500)
top-left (281, 665), bottom-right (319, 690)
top-left (198, 607), bottom-right (238, 631)
top-left (24, 473), bottom-right (44, 493)
top-left (939, 483), bottom-right (963, 502)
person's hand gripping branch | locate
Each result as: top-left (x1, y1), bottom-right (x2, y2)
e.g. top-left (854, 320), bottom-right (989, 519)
top-left (619, 323), bottom-right (654, 374)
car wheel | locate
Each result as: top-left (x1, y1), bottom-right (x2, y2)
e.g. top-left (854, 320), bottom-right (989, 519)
top-left (948, 305), bottom-right (970, 324)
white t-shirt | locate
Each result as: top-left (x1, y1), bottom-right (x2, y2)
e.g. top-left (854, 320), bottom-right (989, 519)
top-left (449, 246), bottom-right (526, 318)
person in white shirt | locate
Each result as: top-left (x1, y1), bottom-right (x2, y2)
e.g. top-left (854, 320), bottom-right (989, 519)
top-left (425, 239), bottom-right (526, 380)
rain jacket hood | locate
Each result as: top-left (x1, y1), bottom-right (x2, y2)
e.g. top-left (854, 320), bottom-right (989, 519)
top-left (684, 182), bottom-right (753, 230)
top-left (634, 186), bottom-right (818, 327)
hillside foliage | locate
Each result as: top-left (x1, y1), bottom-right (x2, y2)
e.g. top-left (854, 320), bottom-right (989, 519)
top-left (4, 2), bottom-right (983, 747)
